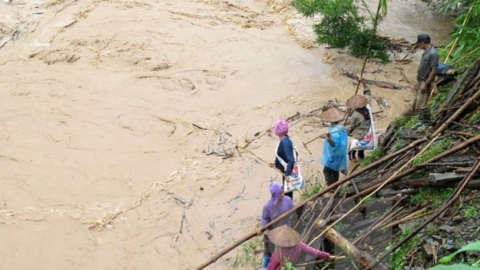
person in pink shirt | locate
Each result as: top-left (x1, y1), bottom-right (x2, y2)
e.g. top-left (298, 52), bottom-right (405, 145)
top-left (266, 225), bottom-right (336, 270)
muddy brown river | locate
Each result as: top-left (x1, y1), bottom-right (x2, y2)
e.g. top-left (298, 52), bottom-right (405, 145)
top-left (0, 0), bottom-right (452, 269)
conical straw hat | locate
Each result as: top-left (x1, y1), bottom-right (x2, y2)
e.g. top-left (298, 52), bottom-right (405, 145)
top-left (268, 225), bottom-right (301, 247)
top-left (346, 94), bottom-right (368, 109)
top-left (321, 107), bottom-right (345, 123)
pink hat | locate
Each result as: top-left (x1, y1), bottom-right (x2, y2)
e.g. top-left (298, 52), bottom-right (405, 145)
top-left (273, 119), bottom-right (289, 136)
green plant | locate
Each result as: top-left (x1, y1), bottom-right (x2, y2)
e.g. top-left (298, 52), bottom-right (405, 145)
top-left (291, 0), bottom-right (390, 62)
top-left (429, 241), bottom-right (480, 269)
top-left (281, 261), bottom-right (297, 270)
top-left (409, 187), bottom-right (454, 207)
top-left (464, 205), bottom-right (477, 218)
top-left (388, 228), bottom-right (422, 270)
top-left (413, 138), bottom-right (454, 166)
top-left (468, 109), bottom-right (480, 124)
top-left (359, 147), bottom-right (385, 167)
top-left (232, 237), bottom-right (262, 267)
top-left (394, 115), bottom-right (420, 129)
top-left (301, 173), bottom-right (323, 200)
top-left (434, 0), bottom-right (480, 70)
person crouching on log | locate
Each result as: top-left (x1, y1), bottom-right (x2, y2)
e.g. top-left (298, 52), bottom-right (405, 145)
top-left (320, 108), bottom-right (348, 185)
top-left (266, 225), bottom-right (337, 270)
top-left (347, 78), bottom-right (373, 162)
top-left (261, 182), bottom-right (296, 270)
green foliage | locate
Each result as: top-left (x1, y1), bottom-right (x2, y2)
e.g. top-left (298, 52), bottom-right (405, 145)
top-left (388, 228), bottom-right (422, 270)
top-left (349, 28), bottom-right (390, 62)
top-left (359, 147), bottom-right (385, 167)
top-left (468, 109), bottom-right (480, 124)
top-left (412, 138), bottom-right (454, 166)
top-left (232, 237), bottom-right (262, 267)
top-left (281, 261), bottom-right (297, 270)
top-left (301, 172), bottom-right (323, 200)
top-left (464, 205), bottom-right (478, 218)
top-left (428, 241), bottom-right (480, 269)
top-left (394, 115), bottom-right (420, 128)
top-left (409, 187), bottom-right (454, 207)
top-left (433, 0), bottom-right (480, 70)
top-left (291, 0), bottom-right (390, 62)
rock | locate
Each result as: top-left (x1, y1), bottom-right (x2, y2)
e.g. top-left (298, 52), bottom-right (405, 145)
top-left (439, 225), bottom-right (456, 233)
top-left (422, 243), bottom-right (433, 260)
top-left (441, 243), bottom-right (456, 252)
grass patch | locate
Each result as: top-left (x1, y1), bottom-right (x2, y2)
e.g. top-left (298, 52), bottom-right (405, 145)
top-left (301, 171), bottom-right (323, 201)
top-left (389, 228), bottom-right (422, 270)
top-left (394, 115), bottom-right (420, 129)
top-left (232, 236), bottom-right (263, 267)
top-left (412, 138), bottom-right (454, 166)
top-left (409, 187), bottom-right (454, 207)
top-left (468, 110), bottom-right (480, 124)
top-left (360, 147), bottom-right (385, 167)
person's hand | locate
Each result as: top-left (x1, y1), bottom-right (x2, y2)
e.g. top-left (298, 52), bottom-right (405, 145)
top-left (328, 255), bottom-right (337, 261)
top-left (446, 69), bottom-right (455, 75)
top-left (420, 83), bottom-right (427, 93)
top-left (433, 84), bottom-right (439, 94)
top-left (341, 170), bottom-right (348, 176)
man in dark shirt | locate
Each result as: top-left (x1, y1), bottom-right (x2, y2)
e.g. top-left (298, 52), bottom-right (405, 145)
top-left (414, 33), bottom-right (439, 110)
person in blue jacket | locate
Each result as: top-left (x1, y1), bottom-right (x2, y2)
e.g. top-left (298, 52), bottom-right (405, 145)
top-left (320, 108), bottom-right (348, 185)
top-left (435, 63), bottom-right (457, 89)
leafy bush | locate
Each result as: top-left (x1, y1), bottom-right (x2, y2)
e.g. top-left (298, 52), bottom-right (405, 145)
top-left (292, 0), bottom-right (390, 62)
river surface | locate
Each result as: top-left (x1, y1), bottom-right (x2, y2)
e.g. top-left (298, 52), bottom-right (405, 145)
top-left (0, 0), bottom-right (452, 269)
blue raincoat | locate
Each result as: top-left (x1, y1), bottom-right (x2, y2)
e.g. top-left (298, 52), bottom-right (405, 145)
top-left (321, 124), bottom-right (348, 172)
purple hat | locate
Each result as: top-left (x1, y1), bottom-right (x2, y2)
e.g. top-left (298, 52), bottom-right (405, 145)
top-left (273, 119), bottom-right (289, 136)
top-left (270, 182), bottom-right (283, 206)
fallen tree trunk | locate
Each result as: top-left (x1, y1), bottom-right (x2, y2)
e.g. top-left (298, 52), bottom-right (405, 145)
top-left (341, 71), bottom-right (409, 90)
top-left (318, 219), bottom-right (389, 270)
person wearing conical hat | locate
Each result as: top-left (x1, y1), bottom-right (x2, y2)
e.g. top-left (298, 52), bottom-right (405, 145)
top-left (320, 107), bottom-right (348, 185)
top-left (260, 182), bottom-right (296, 270)
top-left (346, 78), bottom-right (373, 162)
top-left (266, 225), bottom-right (336, 270)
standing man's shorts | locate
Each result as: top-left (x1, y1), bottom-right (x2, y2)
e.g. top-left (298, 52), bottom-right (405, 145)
top-left (414, 81), bottom-right (432, 109)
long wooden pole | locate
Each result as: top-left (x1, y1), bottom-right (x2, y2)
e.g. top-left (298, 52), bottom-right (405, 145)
top-left (193, 138), bottom-right (426, 270)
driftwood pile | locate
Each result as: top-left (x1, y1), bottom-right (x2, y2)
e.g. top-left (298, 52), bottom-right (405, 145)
top-left (194, 58), bottom-right (480, 270)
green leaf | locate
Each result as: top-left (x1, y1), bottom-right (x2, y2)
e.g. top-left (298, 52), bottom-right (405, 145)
top-left (439, 241), bottom-right (480, 263)
top-left (429, 264), bottom-right (480, 270)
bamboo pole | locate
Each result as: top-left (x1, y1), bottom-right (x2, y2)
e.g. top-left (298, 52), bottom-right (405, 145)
top-left (444, 5), bottom-right (474, 64)
top-left (431, 86), bottom-right (480, 138)
top-left (193, 138), bottom-right (427, 270)
top-left (366, 157), bottom-right (480, 270)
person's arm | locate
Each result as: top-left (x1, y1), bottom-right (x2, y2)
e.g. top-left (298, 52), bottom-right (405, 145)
top-left (299, 242), bottom-right (331, 260)
top-left (359, 77), bottom-right (373, 103)
top-left (422, 50), bottom-right (439, 90)
top-left (266, 250), bottom-right (280, 270)
top-left (326, 133), bottom-right (335, 147)
top-left (261, 204), bottom-right (270, 227)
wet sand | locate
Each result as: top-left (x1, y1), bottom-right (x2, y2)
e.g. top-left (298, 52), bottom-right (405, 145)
top-left (0, 0), bottom-right (452, 269)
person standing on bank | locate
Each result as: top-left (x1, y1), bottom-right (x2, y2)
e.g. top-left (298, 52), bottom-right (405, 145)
top-left (320, 108), bottom-right (348, 185)
top-left (414, 33), bottom-right (439, 110)
top-left (271, 119), bottom-right (295, 200)
top-left (347, 78), bottom-right (373, 162)
top-left (260, 182), bottom-right (296, 270)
